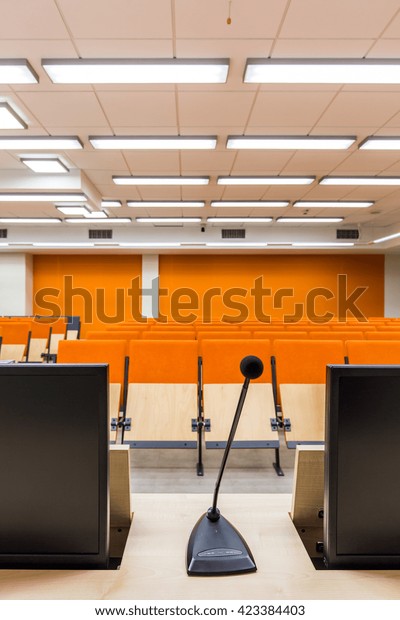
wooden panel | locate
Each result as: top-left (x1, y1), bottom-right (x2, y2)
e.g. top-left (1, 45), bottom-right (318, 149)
top-left (27, 338), bottom-right (48, 362)
top-left (204, 383), bottom-right (277, 443)
top-left (291, 445), bottom-right (325, 527)
top-left (0, 344), bottom-right (26, 362)
top-left (49, 333), bottom-right (65, 355)
top-left (280, 383), bottom-right (326, 444)
top-left (125, 383), bottom-right (197, 442)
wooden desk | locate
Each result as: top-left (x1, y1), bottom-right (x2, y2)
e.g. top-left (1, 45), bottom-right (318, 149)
top-left (1, 493), bottom-right (400, 600)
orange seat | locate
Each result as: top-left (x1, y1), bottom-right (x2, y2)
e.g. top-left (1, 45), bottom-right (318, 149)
top-left (142, 331), bottom-right (196, 340)
top-left (125, 340), bottom-right (199, 448)
top-left (346, 340), bottom-right (400, 364)
top-left (273, 339), bottom-right (345, 448)
top-left (201, 339), bottom-right (279, 454)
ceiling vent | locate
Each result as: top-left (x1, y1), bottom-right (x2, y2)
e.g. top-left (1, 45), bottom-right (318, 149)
top-left (336, 229), bottom-right (359, 239)
top-left (0, 229), bottom-right (7, 238)
top-left (221, 229), bottom-right (246, 239)
top-left (89, 229), bottom-right (113, 239)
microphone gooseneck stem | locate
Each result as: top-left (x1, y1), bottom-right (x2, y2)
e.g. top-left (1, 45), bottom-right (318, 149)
top-left (207, 376), bottom-right (250, 521)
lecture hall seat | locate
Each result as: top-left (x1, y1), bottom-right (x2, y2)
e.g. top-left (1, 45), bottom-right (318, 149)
top-left (273, 339), bottom-right (345, 448)
top-left (123, 339), bottom-right (199, 450)
top-left (201, 339), bottom-right (282, 475)
top-left (346, 340), bottom-right (400, 364)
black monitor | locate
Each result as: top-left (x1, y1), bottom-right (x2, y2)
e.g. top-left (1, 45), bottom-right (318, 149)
top-left (0, 363), bottom-right (109, 569)
top-left (324, 364), bottom-right (400, 569)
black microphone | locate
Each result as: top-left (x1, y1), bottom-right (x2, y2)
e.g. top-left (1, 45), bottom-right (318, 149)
top-left (186, 355), bottom-right (263, 576)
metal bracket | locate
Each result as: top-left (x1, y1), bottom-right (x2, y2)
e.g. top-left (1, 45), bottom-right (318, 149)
top-left (192, 418), bottom-right (211, 432)
top-left (283, 418), bottom-right (291, 432)
top-left (270, 418), bottom-right (279, 432)
top-left (111, 417), bottom-right (131, 432)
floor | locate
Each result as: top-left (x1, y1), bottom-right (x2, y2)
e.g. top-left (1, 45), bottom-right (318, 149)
top-left (130, 431), bottom-right (295, 494)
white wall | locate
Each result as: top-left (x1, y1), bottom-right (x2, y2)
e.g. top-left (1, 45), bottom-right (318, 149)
top-left (0, 254), bottom-right (33, 316)
top-left (141, 254), bottom-right (159, 318)
top-left (385, 254), bottom-right (400, 317)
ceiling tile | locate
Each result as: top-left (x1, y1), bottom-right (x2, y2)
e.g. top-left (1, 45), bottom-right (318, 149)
top-left (273, 38), bottom-right (374, 58)
top-left (181, 151), bottom-right (236, 173)
top-left (318, 91), bottom-right (400, 127)
top-left (123, 151), bottom-right (180, 174)
top-left (175, 0), bottom-right (286, 39)
top-left (75, 39), bottom-right (173, 58)
top-left (57, 0), bottom-right (173, 38)
top-left (67, 150), bottom-right (129, 171)
top-left (248, 91), bottom-right (336, 128)
top-left (280, 0), bottom-right (400, 39)
top-left (0, 0), bottom-right (68, 38)
top-left (17, 92), bottom-right (109, 127)
top-left (178, 91), bottom-right (255, 127)
top-left (231, 151), bottom-right (293, 174)
top-left (97, 91), bottom-right (177, 128)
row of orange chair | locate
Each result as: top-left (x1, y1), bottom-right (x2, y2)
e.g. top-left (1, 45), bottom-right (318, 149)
top-left (56, 337), bottom-right (400, 474)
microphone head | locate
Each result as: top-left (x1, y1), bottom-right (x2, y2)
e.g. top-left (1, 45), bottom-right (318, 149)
top-left (240, 355), bottom-right (264, 380)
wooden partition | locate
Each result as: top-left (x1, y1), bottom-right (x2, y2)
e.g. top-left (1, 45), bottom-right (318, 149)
top-left (273, 339), bottom-right (345, 447)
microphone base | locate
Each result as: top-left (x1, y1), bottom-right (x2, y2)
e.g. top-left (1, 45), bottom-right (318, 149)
top-left (186, 512), bottom-right (256, 576)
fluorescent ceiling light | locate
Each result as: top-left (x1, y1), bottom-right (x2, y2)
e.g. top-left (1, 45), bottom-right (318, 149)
top-left (0, 60), bottom-right (38, 84)
top-left (85, 211), bottom-right (107, 219)
top-left (206, 242), bottom-right (268, 248)
top-left (136, 217), bottom-right (201, 223)
top-left (0, 103), bottom-right (27, 129)
top-left (113, 176), bottom-right (209, 186)
top-left (320, 176), bottom-right (400, 186)
top-left (42, 58), bottom-right (229, 84)
top-left (227, 136), bottom-right (355, 150)
top-left (127, 201), bottom-right (205, 208)
top-left (244, 58), bottom-right (400, 84)
top-left (21, 158), bottom-right (69, 173)
top-left (90, 136), bottom-right (217, 150)
top-left (373, 232), bottom-right (400, 244)
top-left (65, 218), bottom-right (131, 224)
top-left (34, 243), bottom-right (95, 248)
top-left (292, 242), bottom-right (354, 247)
top-left (120, 242), bottom-right (181, 248)
top-left (359, 137), bottom-right (400, 150)
top-left (211, 200), bottom-right (289, 207)
top-left (0, 218), bottom-right (61, 224)
top-left (0, 136), bottom-right (82, 149)
top-left (207, 217), bottom-right (273, 223)
top-left (277, 217), bottom-right (343, 223)
top-left (218, 176), bottom-right (315, 186)
top-left (0, 193), bottom-right (86, 202)
top-left (57, 206), bottom-right (91, 216)
top-left (101, 200), bottom-right (122, 208)
top-left (293, 200), bottom-right (373, 208)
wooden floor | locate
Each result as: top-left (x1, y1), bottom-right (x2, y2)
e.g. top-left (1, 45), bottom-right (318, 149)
top-left (130, 430), bottom-right (296, 494)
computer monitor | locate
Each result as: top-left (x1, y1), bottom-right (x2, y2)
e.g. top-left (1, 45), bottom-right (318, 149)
top-left (0, 363), bottom-right (109, 569)
top-left (324, 364), bottom-right (400, 569)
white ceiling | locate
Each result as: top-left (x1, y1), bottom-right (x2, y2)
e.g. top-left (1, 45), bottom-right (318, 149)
top-left (1, 0), bottom-right (400, 252)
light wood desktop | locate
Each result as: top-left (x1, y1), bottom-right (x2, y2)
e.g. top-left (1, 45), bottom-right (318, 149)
top-left (1, 493), bottom-right (400, 600)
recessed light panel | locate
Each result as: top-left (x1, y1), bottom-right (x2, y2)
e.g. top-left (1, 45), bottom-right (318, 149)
top-left (127, 201), bottom-right (205, 207)
top-left (320, 176), bottom-right (400, 186)
top-left (217, 176), bottom-right (315, 185)
top-left (0, 103), bottom-right (27, 129)
top-left (21, 158), bottom-right (69, 173)
top-left (0, 136), bottom-right (82, 149)
top-left (0, 60), bottom-right (38, 84)
top-left (227, 136), bottom-right (355, 150)
top-left (293, 201), bottom-right (373, 208)
top-left (113, 176), bottom-right (209, 186)
top-left (42, 58), bottom-right (229, 84)
top-left (90, 136), bottom-right (217, 149)
top-left (211, 201), bottom-right (289, 207)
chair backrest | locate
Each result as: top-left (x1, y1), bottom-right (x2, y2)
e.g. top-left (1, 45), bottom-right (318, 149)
top-left (128, 340), bottom-right (198, 383)
top-left (365, 332), bottom-right (400, 340)
top-left (142, 331), bottom-right (196, 340)
top-left (86, 330), bottom-right (141, 341)
top-left (308, 331), bottom-right (364, 341)
top-left (253, 330), bottom-right (307, 340)
top-left (0, 322), bottom-right (31, 344)
top-left (346, 340), bottom-right (400, 364)
top-left (57, 339), bottom-right (126, 384)
top-left (273, 339), bottom-right (345, 384)
top-left (201, 339), bottom-right (272, 384)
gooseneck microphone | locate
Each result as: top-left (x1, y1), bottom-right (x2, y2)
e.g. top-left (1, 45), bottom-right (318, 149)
top-left (186, 355), bottom-right (264, 576)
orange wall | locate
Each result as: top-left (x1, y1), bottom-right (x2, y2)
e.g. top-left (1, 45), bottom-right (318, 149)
top-left (32, 254), bottom-right (385, 329)
top-left (33, 255), bottom-right (142, 336)
top-left (159, 255), bottom-right (384, 322)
